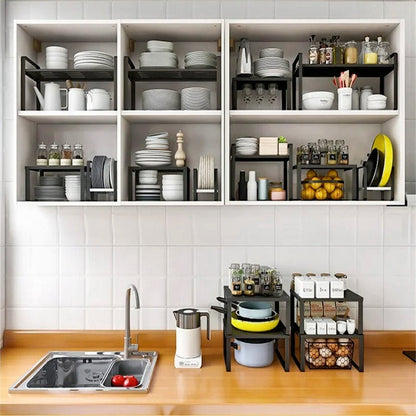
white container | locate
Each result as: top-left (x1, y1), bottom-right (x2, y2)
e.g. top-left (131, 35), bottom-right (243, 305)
top-left (325, 318), bottom-right (337, 335)
top-left (247, 171), bottom-right (257, 201)
top-left (68, 88), bottom-right (85, 111)
top-left (312, 277), bottom-right (330, 299)
top-left (367, 94), bottom-right (387, 110)
top-left (360, 86), bottom-right (373, 110)
top-left (86, 89), bottom-right (111, 110)
top-left (296, 277), bottom-right (315, 298)
top-left (302, 91), bottom-right (334, 110)
top-left (304, 318), bottom-right (317, 335)
top-left (347, 318), bottom-right (356, 335)
top-left (329, 277), bottom-right (345, 299)
top-left (314, 318), bottom-right (327, 335)
top-left (337, 320), bottom-right (347, 335)
top-left (337, 87), bottom-right (352, 110)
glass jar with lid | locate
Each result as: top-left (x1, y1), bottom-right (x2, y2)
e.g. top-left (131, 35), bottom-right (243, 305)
top-left (344, 41), bottom-right (358, 64)
top-left (60, 143), bottom-right (72, 166)
top-left (36, 142), bottom-right (48, 166)
top-left (338, 145), bottom-right (349, 165)
top-left (327, 145), bottom-right (337, 165)
top-left (230, 264), bottom-right (243, 296)
top-left (360, 86), bottom-right (373, 110)
top-left (261, 266), bottom-right (272, 296)
top-left (311, 144), bottom-right (321, 165)
top-left (72, 144), bottom-right (84, 166)
top-left (377, 41), bottom-right (391, 64)
top-left (251, 264), bottom-right (261, 295)
top-left (269, 181), bottom-right (286, 201)
top-left (271, 269), bottom-right (283, 297)
top-left (363, 40), bottom-right (378, 64)
top-left (48, 143), bottom-right (60, 166)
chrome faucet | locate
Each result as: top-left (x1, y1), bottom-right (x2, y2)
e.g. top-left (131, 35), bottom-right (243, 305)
top-left (124, 284), bottom-right (140, 359)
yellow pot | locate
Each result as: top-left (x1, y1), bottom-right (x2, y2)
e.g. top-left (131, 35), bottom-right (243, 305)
top-left (231, 312), bottom-right (280, 332)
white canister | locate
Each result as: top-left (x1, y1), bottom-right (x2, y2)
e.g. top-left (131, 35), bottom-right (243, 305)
top-left (360, 86), bottom-right (373, 110)
top-left (86, 89), bottom-right (111, 111)
top-left (337, 87), bottom-right (352, 110)
top-left (247, 170), bottom-right (257, 201)
top-left (68, 88), bottom-right (85, 111)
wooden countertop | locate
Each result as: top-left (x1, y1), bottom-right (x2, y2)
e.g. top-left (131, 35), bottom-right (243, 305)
top-left (1, 330), bottom-right (416, 415)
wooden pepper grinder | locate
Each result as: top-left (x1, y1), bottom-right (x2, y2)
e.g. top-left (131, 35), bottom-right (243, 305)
top-left (175, 129), bottom-right (186, 167)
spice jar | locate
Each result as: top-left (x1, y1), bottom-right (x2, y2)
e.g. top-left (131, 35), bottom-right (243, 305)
top-left (344, 41), bottom-right (358, 64)
top-left (327, 145), bottom-right (337, 165)
top-left (338, 145), bottom-right (349, 165)
top-left (60, 143), bottom-right (72, 166)
top-left (36, 142), bottom-right (48, 166)
top-left (363, 40), bottom-right (378, 64)
top-left (377, 41), bottom-right (390, 64)
top-left (243, 274), bottom-right (255, 296)
top-left (308, 35), bottom-right (318, 64)
top-left (72, 144), bottom-right (84, 166)
top-left (261, 266), bottom-right (272, 296)
top-left (230, 264), bottom-right (243, 296)
top-left (318, 139), bottom-right (328, 165)
top-left (48, 143), bottom-right (60, 166)
top-left (311, 144), bottom-right (321, 165)
top-left (332, 36), bottom-right (344, 64)
top-left (251, 264), bottom-right (261, 295)
top-left (271, 269), bottom-right (283, 297)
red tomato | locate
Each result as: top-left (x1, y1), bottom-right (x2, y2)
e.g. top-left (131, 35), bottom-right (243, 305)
top-left (111, 374), bottom-right (125, 387)
top-left (123, 375), bottom-right (139, 387)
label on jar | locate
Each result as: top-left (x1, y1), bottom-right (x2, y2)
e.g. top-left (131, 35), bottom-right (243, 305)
top-left (60, 158), bottom-right (71, 166)
top-left (328, 153), bottom-right (337, 162)
top-left (341, 153), bottom-right (349, 163)
top-left (232, 283), bottom-right (241, 292)
top-left (36, 159), bottom-right (47, 166)
top-left (48, 159), bottom-right (60, 166)
top-left (245, 283), bottom-right (254, 291)
top-left (273, 283), bottom-right (283, 296)
top-left (311, 153), bottom-right (321, 164)
top-left (72, 159), bottom-right (84, 166)
top-left (325, 47), bottom-right (333, 64)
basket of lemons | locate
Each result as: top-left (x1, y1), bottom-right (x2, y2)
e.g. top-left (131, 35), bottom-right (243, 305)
top-left (301, 169), bottom-right (344, 200)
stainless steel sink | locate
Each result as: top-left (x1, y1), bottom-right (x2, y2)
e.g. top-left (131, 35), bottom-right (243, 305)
top-left (9, 351), bottom-right (158, 393)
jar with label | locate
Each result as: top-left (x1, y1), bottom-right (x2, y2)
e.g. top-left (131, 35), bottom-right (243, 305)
top-left (335, 139), bottom-right (345, 157)
top-left (301, 144), bottom-right (310, 165)
top-left (344, 41), bottom-right (358, 64)
top-left (333, 37), bottom-right (344, 64)
top-left (363, 40), bottom-right (378, 64)
top-left (251, 264), bottom-right (261, 295)
top-left (318, 139), bottom-right (328, 165)
top-left (72, 144), bottom-right (84, 166)
top-left (377, 41), bottom-right (390, 64)
top-left (60, 143), bottom-right (72, 166)
top-left (325, 47), bottom-right (333, 65)
top-left (261, 266), bottom-right (272, 296)
top-left (308, 35), bottom-right (318, 64)
top-left (271, 269), bottom-right (283, 297)
top-left (244, 274), bottom-right (255, 296)
top-left (360, 86), bottom-right (373, 110)
top-left (230, 264), bottom-right (243, 296)
top-left (327, 145), bottom-right (337, 165)
top-left (338, 145), bottom-right (349, 165)
top-left (36, 142), bottom-right (48, 166)
top-left (311, 144), bottom-right (321, 165)
top-left (48, 143), bottom-right (60, 166)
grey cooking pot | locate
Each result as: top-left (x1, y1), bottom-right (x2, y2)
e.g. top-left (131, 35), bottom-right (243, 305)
top-left (231, 338), bottom-right (275, 367)
top-left (216, 297), bottom-right (272, 319)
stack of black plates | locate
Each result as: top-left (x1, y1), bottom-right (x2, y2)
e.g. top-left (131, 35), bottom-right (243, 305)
top-left (91, 156), bottom-right (115, 189)
top-left (135, 184), bottom-right (161, 201)
top-left (35, 176), bottom-right (65, 201)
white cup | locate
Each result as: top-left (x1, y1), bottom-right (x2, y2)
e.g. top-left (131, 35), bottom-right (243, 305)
top-left (337, 320), bottom-right (347, 334)
top-left (68, 88), bottom-right (85, 111)
top-left (347, 319), bottom-right (356, 335)
top-left (338, 87), bottom-right (352, 111)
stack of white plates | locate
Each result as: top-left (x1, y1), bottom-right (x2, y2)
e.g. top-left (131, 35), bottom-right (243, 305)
top-left (236, 137), bottom-right (258, 156)
top-left (259, 48), bottom-right (284, 58)
top-left (185, 51), bottom-right (217, 69)
top-left (135, 150), bottom-right (172, 167)
top-left (162, 174), bottom-right (183, 201)
top-left (73, 51), bottom-right (114, 69)
top-left (139, 170), bottom-right (158, 185)
top-left (181, 87), bottom-right (210, 110)
top-left (136, 184), bottom-right (161, 201)
top-left (254, 57), bottom-right (290, 78)
top-left (145, 132), bottom-right (169, 150)
top-left (65, 175), bottom-right (81, 201)
top-left (139, 52), bottom-right (178, 68)
top-left (46, 46), bottom-right (68, 69)
top-left (147, 40), bottom-right (174, 52)
top-left (198, 155), bottom-right (214, 189)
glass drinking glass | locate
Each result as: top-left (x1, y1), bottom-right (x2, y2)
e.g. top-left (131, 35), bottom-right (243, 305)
top-left (268, 83), bottom-right (277, 103)
top-left (242, 83), bottom-right (253, 103)
top-left (255, 83), bottom-right (265, 103)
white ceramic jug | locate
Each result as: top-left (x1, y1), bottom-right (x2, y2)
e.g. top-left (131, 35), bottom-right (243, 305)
top-left (86, 89), bottom-right (111, 111)
top-left (68, 88), bottom-right (85, 111)
top-left (33, 82), bottom-right (68, 111)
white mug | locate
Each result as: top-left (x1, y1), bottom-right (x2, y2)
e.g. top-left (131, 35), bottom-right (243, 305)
top-left (68, 88), bottom-right (85, 111)
top-left (347, 319), bottom-right (356, 335)
top-left (338, 87), bottom-right (352, 111)
top-left (337, 320), bottom-right (347, 335)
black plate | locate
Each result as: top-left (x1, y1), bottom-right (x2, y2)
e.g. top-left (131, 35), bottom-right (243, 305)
top-left (363, 148), bottom-right (384, 187)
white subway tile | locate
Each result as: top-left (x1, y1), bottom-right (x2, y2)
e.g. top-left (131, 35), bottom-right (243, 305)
top-left (384, 274), bottom-right (416, 308)
top-left (405, 58), bottom-right (416, 120)
top-left (275, 206), bottom-right (302, 246)
top-left (140, 246), bottom-right (166, 278)
top-left (276, 0), bottom-right (328, 18)
top-left (406, 121), bottom-right (416, 184)
top-left (194, 277), bottom-right (220, 308)
top-left (220, 0), bottom-right (247, 18)
top-left (300, 206), bottom-right (329, 246)
top-left (140, 308), bottom-right (166, 329)
top-left (113, 307), bottom-right (139, 330)
top-left (384, 308), bottom-right (416, 330)
top-left (139, 207), bottom-right (166, 245)
top-left (113, 246), bottom-right (139, 276)
top-left (363, 308), bottom-right (383, 330)
top-left (60, 308), bottom-right (85, 330)
top-left (167, 0), bottom-right (193, 18)
top-left (85, 308), bottom-right (113, 330)
top-left (246, 246), bottom-right (275, 266)
top-left (113, 275), bottom-right (140, 307)
top-left (5, 247), bottom-right (32, 277)
top-left (60, 276), bottom-right (85, 307)
top-left (112, 207), bottom-right (139, 246)
top-left (59, 246), bottom-right (85, 277)
top-left (57, 0), bottom-right (83, 19)
top-left (329, 206), bottom-right (357, 246)
top-left (276, 246), bottom-right (329, 275)
top-left (6, 203), bottom-right (33, 246)
top-left (329, 0), bottom-right (383, 19)
top-left (6, 308), bottom-right (59, 329)
top-left (140, 278), bottom-right (167, 307)
top-left (83, 0), bottom-right (112, 19)
top-left (86, 277), bottom-right (113, 308)
top-left (356, 246), bottom-right (383, 276)
top-left (192, 207), bottom-right (220, 245)
top-left (220, 246), bottom-right (247, 278)
top-left (85, 246), bottom-right (113, 277)
top-left (329, 247), bottom-right (357, 290)
top-left (383, 207), bottom-right (411, 246)
top-left (32, 246), bottom-right (59, 277)
top-left (167, 246), bottom-right (193, 279)
top-left (192, 0), bottom-right (220, 18)
top-left (30, 1), bottom-right (57, 19)
top-left (247, 0), bottom-right (274, 18)
top-left (357, 206), bottom-right (383, 245)
top-left (2, 119), bottom-right (16, 180)
top-left (6, 1), bottom-right (31, 24)
top-left (383, 246), bottom-right (411, 276)
top-left (58, 207), bottom-right (85, 246)
top-left (85, 208), bottom-right (113, 246)
top-left (29, 207), bottom-right (59, 246)
top-left (112, 0), bottom-right (138, 18)
top-left (194, 246), bottom-right (220, 278)
top-left (167, 278), bottom-right (193, 307)
top-left (356, 273), bottom-right (383, 308)
top-left (166, 207), bottom-right (193, 245)
top-left (138, 0), bottom-right (166, 18)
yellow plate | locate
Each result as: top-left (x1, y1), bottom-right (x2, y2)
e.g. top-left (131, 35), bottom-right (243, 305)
top-left (371, 134), bottom-right (393, 187)
top-left (231, 312), bottom-right (280, 332)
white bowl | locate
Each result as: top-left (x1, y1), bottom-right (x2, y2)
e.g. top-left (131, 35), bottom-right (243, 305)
top-left (46, 46), bottom-right (68, 54)
top-left (259, 48), bottom-right (284, 58)
top-left (139, 177), bottom-right (158, 185)
top-left (302, 91), bottom-right (335, 110)
top-left (142, 89), bottom-right (180, 110)
top-left (367, 94), bottom-right (387, 110)
top-left (162, 189), bottom-right (183, 201)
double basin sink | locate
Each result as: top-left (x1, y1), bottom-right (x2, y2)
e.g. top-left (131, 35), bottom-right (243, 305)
top-left (9, 350), bottom-right (158, 393)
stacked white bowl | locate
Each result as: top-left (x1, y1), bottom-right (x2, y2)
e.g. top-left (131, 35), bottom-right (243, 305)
top-left (64, 175), bottom-right (81, 201)
top-left (162, 174), bottom-right (183, 201)
top-left (139, 170), bottom-right (158, 185)
top-left (236, 137), bottom-right (258, 156)
top-left (140, 40), bottom-right (177, 68)
top-left (46, 46), bottom-right (68, 69)
top-left (254, 47), bottom-right (290, 78)
top-left (145, 132), bottom-right (169, 149)
top-left (181, 87), bottom-right (210, 110)
top-left (184, 51), bottom-right (217, 69)
top-left (142, 89), bottom-right (180, 110)
top-left (259, 48), bottom-right (284, 58)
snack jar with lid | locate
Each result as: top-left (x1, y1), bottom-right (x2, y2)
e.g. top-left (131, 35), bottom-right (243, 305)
top-left (377, 41), bottom-right (390, 64)
top-left (271, 269), bottom-right (283, 297)
top-left (48, 143), bottom-right (60, 166)
top-left (363, 40), bottom-right (378, 64)
top-left (360, 86), bottom-right (373, 110)
top-left (36, 142), bottom-right (48, 166)
top-left (344, 41), bottom-right (358, 64)
top-left (230, 264), bottom-right (243, 296)
top-left (251, 264), bottom-right (261, 295)
top-left (72, 144), bottom-right (84, 166)
top-left (261, 266), bottom-right (273, 296)
top-left (60, 143), bottom-right (72, 166)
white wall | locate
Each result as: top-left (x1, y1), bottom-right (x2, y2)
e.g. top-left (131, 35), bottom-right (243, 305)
top-left (2, 0), bottom-right (416, 334)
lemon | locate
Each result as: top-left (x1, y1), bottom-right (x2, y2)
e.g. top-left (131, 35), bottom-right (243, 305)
top-left (322, 176), bottom-right (336, 193)
top-left (330, 188), bottom-right (343, 200)
top-left (310, 177), bottom-right (322, 190)
top-left (327, 169), bottom-right (338, 179)
top-left (303, 187), bottom-right (315, 200)
top-left (306, 169), bottom-right (317, 180)
top-left (333, 176), bottom-right (343, 189)
top-left (315, 187), bottom-right (328, 200)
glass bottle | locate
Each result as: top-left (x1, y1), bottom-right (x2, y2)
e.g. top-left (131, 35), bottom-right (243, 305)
top-left (48, 143), bottom-right (60, 166)
top-left (318, 38), bottom-right (327, 64)
top-left (327, 145), bottom-right (337, 165)
top-left (339, 145), bottom-right (349, 165)
top-left (308, 35), bottom-right (318, 64)
top-left (247, 171), bottom-right (257, 201)
top-left (60, 143), bottom-right (72, 166)
top-left (238, 170), bottom-right (247, 201)
top-left (261, 266), bottom-right (272, 296)
top-left (36, 142), bottom-right (48, 166)
top-left (271, 269), bottom-right (283, 297)
top-left (344, 41), bottom-right (358, 64)
top-left (377, 41), bottom-right (391, 64)
top-left (251, 264), bottom-right (261, 295)
top-left (72, 144), bottom-right (84, 166)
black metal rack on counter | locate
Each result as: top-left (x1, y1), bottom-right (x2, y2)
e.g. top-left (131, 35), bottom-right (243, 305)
top-left (359, 164), bottom-right (394, 201)
top-left (291, 52), bottom-right (398, 110)
top-left (128, 165), bottom-right (190, 202)
top-left (212, 286), bottom-right (291, 372)
top-left (86, 160), bottom-right (117, 202)
top-left (229, 143), bottom-right (293, 201)
top-left (192, 168), bottom-right (219, 201)
top-left (20, 56), bottom-right (117, 111)
top-left (124, 56), bottom-right (221, 110)
top-left (290, 289), bottom-right (364, 372)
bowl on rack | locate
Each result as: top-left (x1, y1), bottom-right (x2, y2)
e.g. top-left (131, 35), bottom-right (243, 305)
top-left (142, 89), bottom-right (180, 110)
top-left (302, 91), bottom-right (334, 110)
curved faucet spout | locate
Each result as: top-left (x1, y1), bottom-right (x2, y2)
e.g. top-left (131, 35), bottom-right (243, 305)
top-left (124, 284), bottom-right (140, 359)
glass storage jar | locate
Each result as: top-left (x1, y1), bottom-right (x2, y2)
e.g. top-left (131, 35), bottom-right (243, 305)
top-left (48, 143), bottom-right (60, 166)
top-left (344, 41), bottom-right (358, 64)
top-left (230, 264), bottom-right (243, 296)
top-left (36, 142), bottom-right (48, 166)
top-left (261, 266), bottom-right (272, 296)
top-left (72, 144), bottom-right (84, 166)
top-left (377, 41), bottom-right (390, 64)
top-left (363, 40), bottom-right (378, 64)
top-left (60, 143), bottom-right (72, 166)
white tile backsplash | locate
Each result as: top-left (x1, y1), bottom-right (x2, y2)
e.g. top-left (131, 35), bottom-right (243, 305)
top-left (329, 0), bottom-right (383, 19)
top-left (85, 308), bottom-right (113, 329)
top-left (59, 308), bottom-right (85, 330)
top-left (167, 246), bottom-right (193, 279)
top-left (113, 246), bottom-right (139, 276)
top-left (192, 0), bottom-right (220, 18)
top-left (112, 207), bottom-right (139, 246)
top-left (30, 1), bottom-right (57, 19)
top-left (139, 207), bottom-right (166, 245)
top-left (167, 0), bottom-right (193, 18)
top-left (167, 278), bottom-right (193, 307)
top-left (384, 308), bottom-right (416, 330)
top-left (83, 0), bottom-right (112, 19)
top-left (59, 246), bottom-right (85, 276)
top-left (58, 207), bottom-right (85, 246)
top-left (192, 207), bottom-right (220, 245)
top-left (383, 246), bottom-right (411, 276)
top-left (247, 0), bottom-right (275, 19)
top-left (113, 275), bottom-right (140, 308)
top-left (85, 208), bottom-right (113, 246)
top-left (6, 308), bottom-right (59, 329)
top-left (111, 0), bottom-right (138, 18)
top-left (86, 276), bottom-right (113, 307)
top-left (85, 246), bottom-right (113, 277)
top-left (276, 0), bottom-right (329, 18)
top-left (357, 206), bottom-right (383, 246)
top-left (329, 206), bottom-right (357, 246)
top-left (60, 276), bottom-right (85, 307)
top-left (57, 0), bottom-right (84, 19)
top-left (138, 0), bottom-right (166, 18)
top-left (140, 246), bottom-right (166, 278)
top-left (166, 207), bottom-right (193, 245)
top-left (384, 207), bottom-right (411, 246)
top-left (194, 246), bottom-right (220, 278)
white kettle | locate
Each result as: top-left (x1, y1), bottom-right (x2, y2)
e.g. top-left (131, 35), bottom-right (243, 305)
top-left (33, 82), bottom-right (68, 111)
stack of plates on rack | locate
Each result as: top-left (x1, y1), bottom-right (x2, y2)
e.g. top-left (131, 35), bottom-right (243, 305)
top-left (147, 40), bottom-right (174, 52)
top-left (139, 170), bottom-right (158, 185)
top-left (91, 156), bottom-right (115, 189)
top-left (35, 176), bottom-right (65, 201)
top-left (254, 57), bottom-right (290, 78)
top-left (136, 184), bottom-right (161, 201)
top-left (135, 150), bottom-right (172, 167)
top-left (259, 48), bottom-right (284, 58)
top-left (65, 175), bottom-right (81, 201)
top-left (140, 41), bottom-right (177, 68)
top-left (236, 137), bottom-right (258, 156)
top-left (73, 51), bottom-right (114, 69)
top-left (162, 174), bottom-right (183, 201)
top-left (181, 87), bottom-right (211, 110)
top-left (46, 46), bottom-right (68, 69)
top-left (184, 51), bottom-right (217, 69)
top-left (198, 155), bottom-right (214, 189)
top-left (145, 132), bottom-right (169, 150)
